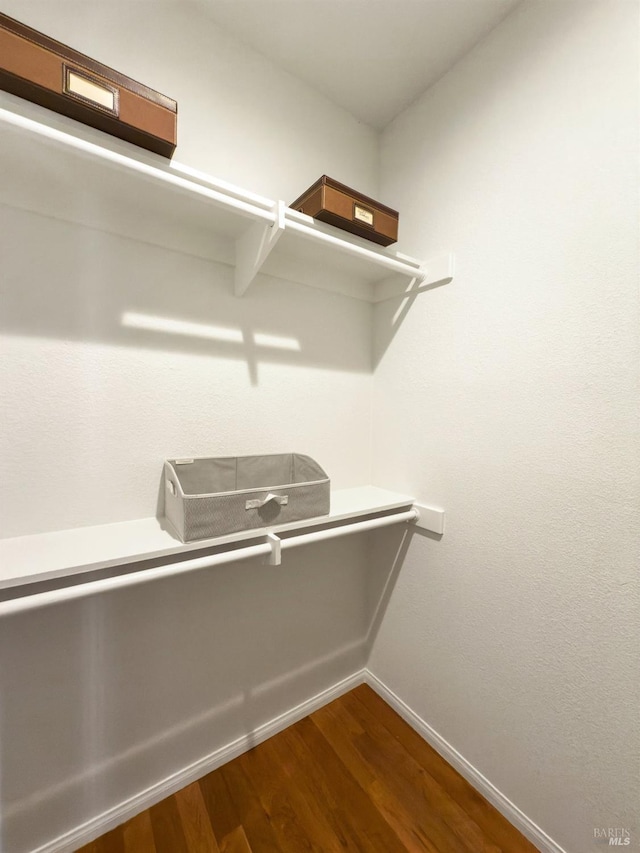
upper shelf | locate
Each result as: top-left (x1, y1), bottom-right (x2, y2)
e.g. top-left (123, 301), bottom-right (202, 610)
top-left (0, 92), bottom-right (453, 302)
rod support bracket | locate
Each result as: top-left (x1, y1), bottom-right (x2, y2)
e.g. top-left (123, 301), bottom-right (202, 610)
top-left (266, 531), bottom-right (282, 566)
top-left (411, 503), bottom-right (445, 535)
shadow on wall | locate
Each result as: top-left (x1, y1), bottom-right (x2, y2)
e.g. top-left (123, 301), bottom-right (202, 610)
top-left (0, 527), bottom-right (414, 853)
top-left (364, 522), bottom-right (442, 657)
top-left (0, 206), bottom-right (373, 385)
top-left (373, 275), bottom-right (449, 369)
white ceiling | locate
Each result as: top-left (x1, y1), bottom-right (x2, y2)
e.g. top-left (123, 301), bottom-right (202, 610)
top-left (194, 0), bottom-right (521, 128)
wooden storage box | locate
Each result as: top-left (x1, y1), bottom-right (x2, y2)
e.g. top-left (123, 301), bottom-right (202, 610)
top-left (0, 12), bottom-right (177, 157)
top-left (291, 175), bottom-right (399, 246)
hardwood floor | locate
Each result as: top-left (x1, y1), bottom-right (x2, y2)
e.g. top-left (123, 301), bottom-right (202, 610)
top-left (77, 685), bottom-right (539, 852)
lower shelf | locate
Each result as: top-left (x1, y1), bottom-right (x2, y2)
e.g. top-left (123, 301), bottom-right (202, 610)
top-left (0, 486), bottom-right (417, 593)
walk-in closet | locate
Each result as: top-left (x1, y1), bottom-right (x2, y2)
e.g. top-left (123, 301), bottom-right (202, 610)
top-left (0, 1), bottom-right (638, 852)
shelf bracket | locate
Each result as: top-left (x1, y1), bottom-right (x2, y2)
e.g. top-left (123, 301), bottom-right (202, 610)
top-left (234, 200), bottom-right (286, 297)
top-left (372, 252), bottom-right (455, 303)
top-left (412, 503), bottom-right (445, 535)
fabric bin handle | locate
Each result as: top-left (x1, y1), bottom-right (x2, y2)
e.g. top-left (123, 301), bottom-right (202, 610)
top-left (245, 493), bottom-right (289, 510)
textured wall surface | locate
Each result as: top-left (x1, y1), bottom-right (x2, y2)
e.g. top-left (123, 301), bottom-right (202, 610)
top-left (370, 2), bottom-right (640, 852)
top-left (0, 5), bottom-right (377, 851)
top-left (0, 207), bottom-right (372, 538)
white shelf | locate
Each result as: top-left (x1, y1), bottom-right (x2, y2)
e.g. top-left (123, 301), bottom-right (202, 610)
top-left (0, 92), bottom-right (453, 302)
top-left (0, 486), bottom-right (415, 592)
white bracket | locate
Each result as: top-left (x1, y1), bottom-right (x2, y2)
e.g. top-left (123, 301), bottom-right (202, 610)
top-left (412, 503), bottom-right (445, 535)
top-left (234, 199), bottom-right (286, 297)
top-left (265, 531), bottom-right (282, 566)
top-left (373, 252), bottom-right (455, 303)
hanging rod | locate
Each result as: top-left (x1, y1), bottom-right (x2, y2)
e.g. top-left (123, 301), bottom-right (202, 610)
top-left (0, 508), bottom-right (419, 617)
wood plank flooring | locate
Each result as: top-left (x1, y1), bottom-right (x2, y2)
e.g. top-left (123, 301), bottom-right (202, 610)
top-left (77, 685), bottom-right (539, 852)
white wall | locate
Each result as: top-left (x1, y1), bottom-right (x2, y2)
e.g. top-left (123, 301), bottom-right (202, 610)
top-left (0, 0), bottom-right (378, 538)
top-left (0, 208), bottom-right (373, 537)
top-left (370, 2), bottom-right (640, 852)
top-left (0, 4), bottom-right (379, 850)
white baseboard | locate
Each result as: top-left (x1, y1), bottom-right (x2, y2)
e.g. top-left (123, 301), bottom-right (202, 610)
top-left (33, 669), bottom-right (366, 853)
top-left (34, 666), bottom-right (566, 853)
top-left (363, 669), bottom-right (567, 853)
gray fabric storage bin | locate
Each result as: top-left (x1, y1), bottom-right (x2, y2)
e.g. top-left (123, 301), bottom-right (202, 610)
top-left (164, 453), bottom-right (330, 542)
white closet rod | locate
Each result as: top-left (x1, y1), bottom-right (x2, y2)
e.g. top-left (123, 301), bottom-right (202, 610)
top-left (0, 543), bottom-right (271, 618)
top-left (0, 509), bottom-right (418, 617)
